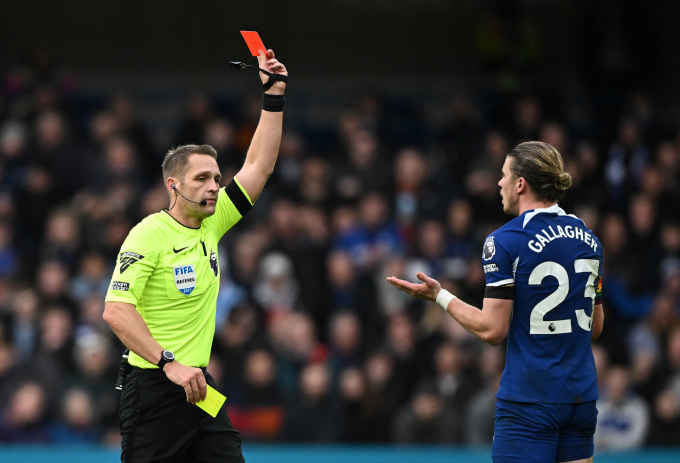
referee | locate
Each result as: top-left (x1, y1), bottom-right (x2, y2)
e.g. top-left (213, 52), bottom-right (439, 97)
top-left (103, 49), bottom-right (287, 462)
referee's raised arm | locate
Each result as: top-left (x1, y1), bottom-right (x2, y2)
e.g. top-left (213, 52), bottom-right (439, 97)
top-left (234, 48), bottom-right (288, 203)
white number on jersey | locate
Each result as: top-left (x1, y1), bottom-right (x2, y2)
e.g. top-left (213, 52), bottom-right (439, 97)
top-left (529, 259), bottom-right (600, 335)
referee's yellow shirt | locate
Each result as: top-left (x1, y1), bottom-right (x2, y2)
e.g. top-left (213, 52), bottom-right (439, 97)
top-left (105, 180), bottom-right (252, 368)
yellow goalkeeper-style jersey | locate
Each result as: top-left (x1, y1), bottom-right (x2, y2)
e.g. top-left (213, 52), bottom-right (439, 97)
top-left (105, 179), bottom-right (252, 368)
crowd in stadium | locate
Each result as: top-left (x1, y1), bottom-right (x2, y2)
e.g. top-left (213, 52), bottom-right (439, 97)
top-left (0, 49), bottom-right (679, 449)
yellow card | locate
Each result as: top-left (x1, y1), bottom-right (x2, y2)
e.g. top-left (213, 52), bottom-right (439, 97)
top-left (195, 385), bottom-right (226, 418)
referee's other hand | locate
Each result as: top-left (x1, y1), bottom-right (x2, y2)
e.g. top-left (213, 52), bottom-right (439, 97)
top-left (163, 361), bottom-right (208, 404)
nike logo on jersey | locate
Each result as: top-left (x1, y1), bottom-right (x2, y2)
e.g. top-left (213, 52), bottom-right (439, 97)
top-left (173, 247), bottom-right (188, 253)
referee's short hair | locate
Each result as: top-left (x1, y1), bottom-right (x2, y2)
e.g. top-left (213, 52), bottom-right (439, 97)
top-left (507, 141), bottom-right (572, 203)
top-left (162, 144), bottom-right (218, 182)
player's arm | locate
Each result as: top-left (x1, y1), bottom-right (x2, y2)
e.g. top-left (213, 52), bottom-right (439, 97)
top-left (103, 302), bottom-right (207, 404)
top-left (592, 303), bottom-right (603, 340)
top-left (386, 271), bottom-right (513, 345)
top-left (591, 273), bottom-right (604, 340)
top-left (445, 296), bottom-right (513, 345)
top-left (234, 49), bottom-right (287, 202)
top-left (103, 301), bottom-right (166, 367)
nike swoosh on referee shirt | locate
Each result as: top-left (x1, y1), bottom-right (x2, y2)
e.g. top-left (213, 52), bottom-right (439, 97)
top-left (173, 247), bottom-right (188, 253)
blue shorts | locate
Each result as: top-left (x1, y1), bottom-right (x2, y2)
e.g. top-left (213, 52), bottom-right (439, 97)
top-left (492, 399), bottom-right (597, 463)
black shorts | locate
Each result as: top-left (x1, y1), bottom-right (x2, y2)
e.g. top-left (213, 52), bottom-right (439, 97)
top-left (119, 367), bottom-right (244, 463)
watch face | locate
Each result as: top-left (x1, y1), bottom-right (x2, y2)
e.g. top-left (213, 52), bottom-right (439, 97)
top-left (163, 351), bottom-right (174, 361)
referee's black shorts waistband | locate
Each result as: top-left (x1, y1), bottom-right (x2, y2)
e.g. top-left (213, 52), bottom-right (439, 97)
top-left (131, 365), bottom-right (208, 375)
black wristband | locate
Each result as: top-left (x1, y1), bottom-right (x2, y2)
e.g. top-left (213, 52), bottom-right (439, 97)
top-left (262, 93), bottom-right (285, 112)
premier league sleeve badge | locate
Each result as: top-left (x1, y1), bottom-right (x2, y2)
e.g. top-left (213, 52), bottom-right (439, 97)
top-left (483, 236), bottom-right (496, 261)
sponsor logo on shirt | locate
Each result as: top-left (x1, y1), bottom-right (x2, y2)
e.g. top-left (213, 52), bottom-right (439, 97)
top-left (174, 264), bottom-right (196, 295)
top-left (111, 281), bottom-right (130, 291)
top-left (483, 263), bottom-right (498, 273)
top-left (119, 252), bottom-right (145, 273)
top-left (482, 236), bottom-right (496, 261)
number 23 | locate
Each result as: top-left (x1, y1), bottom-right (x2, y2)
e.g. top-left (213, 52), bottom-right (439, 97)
top-left (529, 259), bottom-right (599, 335)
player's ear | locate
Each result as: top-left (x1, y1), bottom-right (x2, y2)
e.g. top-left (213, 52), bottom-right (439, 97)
top-left (166, 177), bottom-right (177, 193)
top-left (516, 177), bottom-right (527, 192)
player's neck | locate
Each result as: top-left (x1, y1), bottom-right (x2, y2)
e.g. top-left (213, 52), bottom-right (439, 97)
top-left (518, 198), bottom-right (556, 215)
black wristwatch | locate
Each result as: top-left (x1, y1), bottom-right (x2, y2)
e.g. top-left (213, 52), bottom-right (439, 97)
top-left (157, 350), bottom-right (175, 369)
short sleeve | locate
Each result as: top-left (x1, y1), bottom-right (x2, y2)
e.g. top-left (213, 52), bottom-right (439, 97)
top-left (105, 223), bottom-right (159, 306)
top-left (208, 179), bottom-right (252, 236)
top-left (481, 232), bottom-right (516, 287)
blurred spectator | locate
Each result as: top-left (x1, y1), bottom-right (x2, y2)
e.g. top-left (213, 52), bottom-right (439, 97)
top-left (392, 146), bottom-right (438, 248)
top-left (49, 387), bottom-right (99, 443)
top-left (107, 94), bottom-right (154, 175)
top-left (626, 193), bottom-right (660, 294)
top-left (326, 311), bottom-right (363, 377)
top-left (253, 251), bottom-right (300, 324)
top-left (337, 365), bottom-right (391, 442)
top-left (35, 260), bottom-right (77, 315)
top-left (362, 348), bottom-right (400, 422)
top-left (213, 303), bottom-right (263, 397)
top-left (647, 388), bottom-right (680, 446)
top-left (465, 345), bottom-right (504, 445)
top-left (8, 286), bottom-right (39, 363)
top-left (0, 119), bottom-right (29, 193)
top-left (30, 306), bottom-right (76, 396)
top-left (295, 157), bottom-right (334, 208)
top-left (174, 92), bottom-right (215, 147)
top-left (63, 332), bottom-right (119, 432)
top-left (15, 164), bottom-right (60, 275)
top-left (435, 96), bottom-right (482, 187)
top-left (383, 312), bottom-right (422, 403)
top-left (70, 251), bottom-right (111, 303)
top-left (215, 254), bottom-right (246, 332)
top-left (444, 197), bottom-right (478, 263)
top-left (0, 221), bottom-right (18, 278)
top-left (595, 365), bottom-right (649, 450)
top-left (0, 380), bottom-right (50, 443)
top-left (464, 130), bottom-right (509, 226)
top-left (290, 205), bottom-right (332, 330)
top-left (605, 117), bottom-right (650, 211)
top-left (269, 311), bottom-right (327, 397)
top-left (432, 341), bottom-right (481, 440)
top-left (40, 208), bottom-right (81, 273)
top-left (412, 218), bottom-right (449, 280)
top-left (334, 128), bottom-right (390, 203)
top-left (392, 380), bottom-right (457, 444)
top-left (326, 249), bottom-right (378, 331)
top-left (629, 292), bottom-right (680, 401)
top-left (29, 109), bottom-right (84, 200)
top-left (202, 117), bottom-right (240, 176)
top-left (282, 362), bottom-right (341, 442)
top-left (228, 348), bottom-right (284, 441)
top-left (333, 191), bottom-right (403, 271)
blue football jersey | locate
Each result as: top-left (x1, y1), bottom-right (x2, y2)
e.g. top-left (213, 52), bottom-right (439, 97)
top-left (482, 205), bottom-right (602, 404)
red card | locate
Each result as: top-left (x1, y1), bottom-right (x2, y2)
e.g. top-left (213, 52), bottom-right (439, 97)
top-left (240, 31), bottom-right (267, 57)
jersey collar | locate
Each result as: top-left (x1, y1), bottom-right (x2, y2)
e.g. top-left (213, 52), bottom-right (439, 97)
top-left (522, 204), bottom-right (566, 228)
top-left (161, 209), bottom-right (201, 230)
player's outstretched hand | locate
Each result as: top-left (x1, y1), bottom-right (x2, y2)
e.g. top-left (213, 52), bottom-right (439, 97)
top-left (257, 49), bottom-right (287, 94)
top-left (386, 271), bottom-right (442, 302)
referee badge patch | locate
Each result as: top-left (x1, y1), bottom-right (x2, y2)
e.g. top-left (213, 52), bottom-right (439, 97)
top-left (173, 264), bottom-right (196, 295)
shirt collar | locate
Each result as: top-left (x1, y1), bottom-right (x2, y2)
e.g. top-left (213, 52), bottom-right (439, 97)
top-left (522, 204), bottom-right (565, 228)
